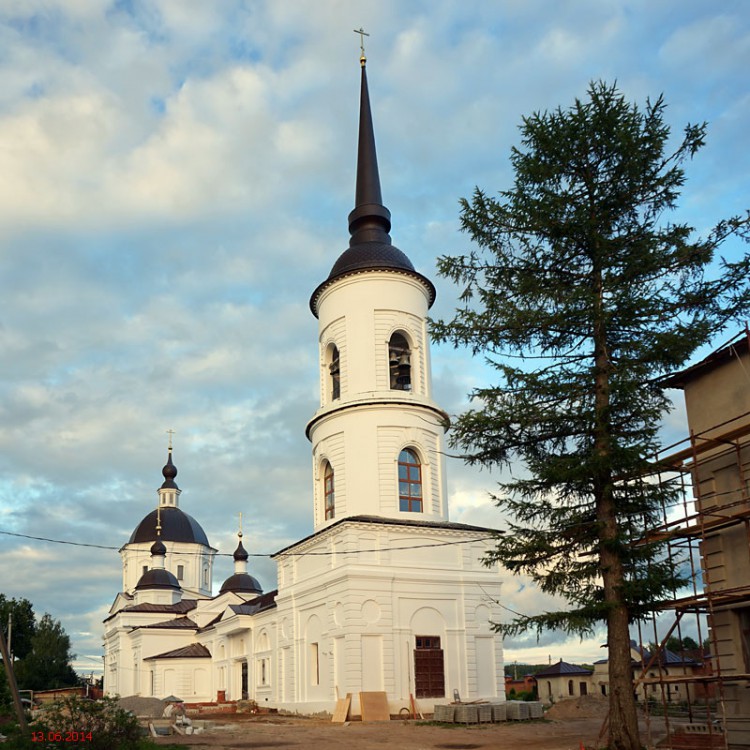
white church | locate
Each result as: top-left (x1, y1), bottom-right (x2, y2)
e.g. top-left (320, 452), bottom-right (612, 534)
top-left (103, 54), bottom-right (504, 716)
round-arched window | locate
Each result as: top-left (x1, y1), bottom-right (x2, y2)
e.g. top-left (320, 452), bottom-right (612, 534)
top-left (324, 462), bottom-right (335, 520)
top-left (398, 449), bottom-right (422, 512)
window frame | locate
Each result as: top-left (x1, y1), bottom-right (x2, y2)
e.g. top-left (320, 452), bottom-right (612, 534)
top-left (398, 448), bottom-right (423, 513)
top-left (324, 461), bottom-right (335, 520)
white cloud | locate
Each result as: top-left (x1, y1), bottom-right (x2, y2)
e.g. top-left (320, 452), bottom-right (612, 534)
top-left (0, 0), bottom-right (746, 675)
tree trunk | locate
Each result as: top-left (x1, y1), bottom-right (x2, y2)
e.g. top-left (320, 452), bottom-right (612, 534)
top-left (592, 265), bottom-right (641, 750)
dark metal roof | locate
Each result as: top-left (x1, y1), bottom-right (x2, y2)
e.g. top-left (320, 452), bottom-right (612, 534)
top-left (219, 573), bottom-right (263, 596)
top-left (144, 643), bottom-right (211, 661)
top-left (135, 567), bottom-right (181, 591)
top-left (104, 598), bottom-right (197, 623)
top-left (124, 600), bottom-right (196, 614)
top-left (534, 661), bottom-right (593, 677)
top-left (196, 591), bottom-right (278, 633)
top-left (329, 241), bottom-right (415, 277)
top-left (128, 506), bottom-right (210, 546)
top-left (272, 515), bottom-right (498, 557)
top-left (136, 617), bottom-right (198, 630)
top-left (309, 62), bottom-right (435, 316)
top-left (228, 590), bottom-right (278, 616)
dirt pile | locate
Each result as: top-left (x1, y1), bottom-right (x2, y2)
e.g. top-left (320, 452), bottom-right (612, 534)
top-left (545, 694), bottom-right (609, 720)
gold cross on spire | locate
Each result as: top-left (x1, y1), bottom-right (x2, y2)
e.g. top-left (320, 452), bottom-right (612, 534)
top-left (353, 27), bottom-right (369, 66)
top-left (166, 428), bottom-right (175, 451)
top-left (238, 511), bottom-right (243, 538)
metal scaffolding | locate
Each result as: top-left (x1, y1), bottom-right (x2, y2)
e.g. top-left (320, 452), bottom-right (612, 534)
top-left (630, 405), bottom-right (750, 750)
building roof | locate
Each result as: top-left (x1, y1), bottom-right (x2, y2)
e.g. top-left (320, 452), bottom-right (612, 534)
top-left (309, 61), bottom-right (435, 316)
top-left (135, 616), bottom-right (198, 630)
top-left (104, 598), bottom-right (197, 623)
top-left (144, 643), bottom-right (211, 661)
top-left (273, 515), bottom-right (497, 557)
top-left (661, 331), bottom-right (749, 389)
top-left (128, 506), bottom-right (211, 547)
top-left (534, 660), bottom-right (593, 677)
top-left (653, 647), bottom-right (700, 667)
top-left (228, 589), bottom-right (277, 616)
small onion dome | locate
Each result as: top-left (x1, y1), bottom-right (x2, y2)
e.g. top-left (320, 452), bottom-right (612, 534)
top-left (219, 573), bottom-right (262, 596)
top-left (135, 567), bottom-right (181, 591)
top-left (161, 451), bottom-right (178, 489)
top-left (233, 539), bottom-right (249, 562)
top-left (151, 539), bottom-right (167, 556)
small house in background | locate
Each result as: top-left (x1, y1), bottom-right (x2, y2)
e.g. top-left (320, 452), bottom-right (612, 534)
top-left (534, 660), bottom-right (593, 702)
top-left (593, 641), bottom-right (702, 704)
top-left (504, 673), bottom-right (537, 698)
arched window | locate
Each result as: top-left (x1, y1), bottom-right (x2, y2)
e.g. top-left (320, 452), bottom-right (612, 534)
top-left (568, 679), bottom-right (574, 696)
top-left (324, 462), bottom-right (335, 520)
top-left (389, 333), bottom-right (411, 391)
top-left (398, 448), bottom-right (422, 512)
top-left (329, 346), bottom-right (340, 401)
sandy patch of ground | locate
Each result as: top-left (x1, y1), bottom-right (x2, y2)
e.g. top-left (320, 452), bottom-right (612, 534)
top-left (151, 711), bottom-right (668, 750)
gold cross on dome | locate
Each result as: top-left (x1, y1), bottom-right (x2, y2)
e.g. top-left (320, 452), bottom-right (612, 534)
top-left (166, 428), bottom-right (175, 451)
top-left (354, 27), bottom-right (369, 65)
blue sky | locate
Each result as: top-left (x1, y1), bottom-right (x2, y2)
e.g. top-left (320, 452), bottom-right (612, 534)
top-left (1, 0), bottom-right (748, 676)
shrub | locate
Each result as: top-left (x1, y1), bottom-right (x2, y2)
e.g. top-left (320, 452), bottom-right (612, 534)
top-left (3, 696), bottom-right (147, 749)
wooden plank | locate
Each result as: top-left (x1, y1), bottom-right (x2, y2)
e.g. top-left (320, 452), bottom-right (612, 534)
top-left (359, 691), bottom-right (390, 722)
top-left (331, 693), bottom-right (351, 723)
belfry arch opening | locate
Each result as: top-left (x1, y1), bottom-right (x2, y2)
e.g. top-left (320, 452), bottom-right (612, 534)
top-left (327, 344), bottom-right (341, 401)
top-left (388, 332), bottom-right (411, 391)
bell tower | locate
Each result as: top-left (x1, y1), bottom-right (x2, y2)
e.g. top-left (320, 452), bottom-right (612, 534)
top-left (306, 51), bottom-right (449, 530)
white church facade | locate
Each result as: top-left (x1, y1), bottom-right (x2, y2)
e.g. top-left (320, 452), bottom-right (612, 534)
top-left (103, 55), bottom-right (504, 716)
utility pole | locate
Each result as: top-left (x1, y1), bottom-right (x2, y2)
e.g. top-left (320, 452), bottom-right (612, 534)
top-left (0, 622), bottom-right (28, 734)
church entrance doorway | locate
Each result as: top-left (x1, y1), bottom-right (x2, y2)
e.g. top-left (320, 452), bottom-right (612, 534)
top-left (241, 661), bottom-right (249, 700)
top-left (414, 636), bottom-right (445, 698)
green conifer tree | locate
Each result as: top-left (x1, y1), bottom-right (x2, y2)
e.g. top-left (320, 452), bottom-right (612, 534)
top-left (432, 81), bottom-right (750, 750)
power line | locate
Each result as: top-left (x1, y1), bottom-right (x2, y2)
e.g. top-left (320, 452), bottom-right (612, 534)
top-left (0, 528), bottom-right (498, 558)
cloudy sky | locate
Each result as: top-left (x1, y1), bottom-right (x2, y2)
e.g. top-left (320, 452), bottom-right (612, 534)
top-left (1, 0), bottom-right (748, 677)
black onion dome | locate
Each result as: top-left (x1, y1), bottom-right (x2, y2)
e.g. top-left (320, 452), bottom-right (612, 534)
top-left (219, 573), bottom-right (262, 596)
top-left (135, 567), bottom-right (181, 591)
top-left (151, 539), bottom-right (167, 556)
top-left (309, 61), bottom-right (435, 316)
top-left (233, 540), bottom-right (249, 562)
top-left (161, 452), bottom-right (178, 489)
top-left (129, 507), bottom-right (210, 546)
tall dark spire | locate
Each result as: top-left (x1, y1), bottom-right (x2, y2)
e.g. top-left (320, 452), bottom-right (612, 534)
top-left (308, 51), bottom-right (435, 316)
top-left (348, 62), bottom-right (392, 247)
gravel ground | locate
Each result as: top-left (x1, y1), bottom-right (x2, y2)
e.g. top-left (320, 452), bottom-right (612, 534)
top-left (150, 711), bottom-right (669, 750)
